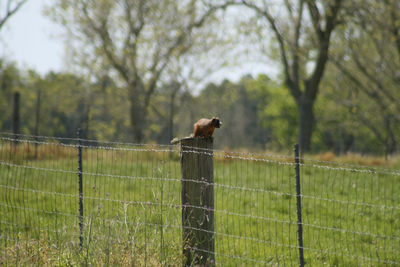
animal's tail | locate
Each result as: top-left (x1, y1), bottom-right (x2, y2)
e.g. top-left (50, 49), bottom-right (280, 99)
top-left (170, 134), bottom-right (195, 144)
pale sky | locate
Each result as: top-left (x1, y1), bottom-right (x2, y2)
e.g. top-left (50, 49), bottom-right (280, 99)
top-left (1, 1), bottom-right (276, 82)
top-left (1, 0), bottom-right (64, 73)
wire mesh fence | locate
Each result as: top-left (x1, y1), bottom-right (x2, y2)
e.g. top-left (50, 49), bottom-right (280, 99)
top-left (0, 132), bottom-right (399, 266)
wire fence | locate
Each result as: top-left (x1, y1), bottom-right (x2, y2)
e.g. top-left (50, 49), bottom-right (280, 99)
top-left (0, 132), bottom-right (399, 266)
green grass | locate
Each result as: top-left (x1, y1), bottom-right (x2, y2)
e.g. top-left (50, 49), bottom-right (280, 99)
top-left (0, 143), bottom-right (399, 266)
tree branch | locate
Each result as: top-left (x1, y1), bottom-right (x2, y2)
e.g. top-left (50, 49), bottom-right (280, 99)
top-left (81, 2), bottom-right (131, 85)
top-left (306, 0), bottom-right (323, 40)
top-left (350, 41), bottom-right (397, 104)
top-left (123, 0), bottom-right (146, 76)
top-left (358, 112), bottom-right (385, 144)
top-left (145, 1), bottom-right (232, 104)
top-left (306, 0), bottom-right (343, 100)
top-left (387, 0), bottom-right (400, 61)
top-left (240, 0), bottom-right (300, 99)
top-left (284, 0), bottom-right (294, 20)
top-left (332, 57), bottom-right (400, 122)
top-left (324, 0), bottom-right (343, 36)
top-left (292, 0), bottom-right (304, 89)
top-left (0, 0), bottom-right (28, 30)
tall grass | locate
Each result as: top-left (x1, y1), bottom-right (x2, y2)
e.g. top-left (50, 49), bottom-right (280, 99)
top-left (1, 141), bottom-right (399, 266)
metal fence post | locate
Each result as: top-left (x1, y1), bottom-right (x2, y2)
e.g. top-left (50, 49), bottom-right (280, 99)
top-left (294, 144), bottom-right (305, 267)
top-left (34, 89), bottom-right (41, 159)
top-left (77, 129), bottom-right (84, 249)
top-left (12, 92), bottom-right (20, 147)
top-left (180, 137), bottom-right (215, 266)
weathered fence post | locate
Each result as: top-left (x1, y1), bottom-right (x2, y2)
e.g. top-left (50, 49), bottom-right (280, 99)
top-left (294, 144), bottom-right (305, 267)
top-left (77, 129), bottom-right (84, 249)
top-left (180, 137), bottom-right (215, 266)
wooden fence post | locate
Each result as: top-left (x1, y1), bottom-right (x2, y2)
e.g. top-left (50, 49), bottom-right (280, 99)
top-left (180, 137), bottom-right (215, 266)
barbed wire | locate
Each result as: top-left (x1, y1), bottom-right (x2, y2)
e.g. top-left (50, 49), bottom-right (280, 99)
top-left (180, 144), bottom-right (294, 159)
top-left (1, 135), bottom-right (290, 162)
top-left (1, 132), bottom-right (291, 159)
top-left (0, 136), bottom-right (179, 153)
top-left (1, 134), bottom-right (399, 266)
top-left (4, 132), bottom-right (400, 171)
top-left (0, 132), bottom-right (177, 148)
top-left (1, 160), bottom-right (399, 211)
top-left (302, 156), bottom-right (400, 173)
top-left (2, 135), bottom-right (400, 177)
top-left (1, 192), bottom-right (399, 242)
top-left (300, 161), bottom-right (400, 176)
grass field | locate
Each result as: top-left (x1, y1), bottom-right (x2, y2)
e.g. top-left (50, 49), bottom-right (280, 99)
top-left (0, 139), bottom-right (399, 266)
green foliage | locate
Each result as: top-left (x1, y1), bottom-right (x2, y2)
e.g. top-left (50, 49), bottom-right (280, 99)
top-left (190, 76), bottom-right (270, 149)
top-left (1, 144), bottom-right (399, 265)
top-left (0, 64), bottom-right (133, 141)
top-left (44, 0), bottom-right (227, 142)
top-left (320, 0), bottom-right (400, 155)
top-left (246, 74), bottom-right (297, 150)
top-left (0, 61), bottom-right (22, 130)
top-left (1, 58), bottom-right (400, 154)
top-left (2, 0), bottom-right (400, 154)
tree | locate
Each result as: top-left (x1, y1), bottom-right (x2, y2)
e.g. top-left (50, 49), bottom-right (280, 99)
top-left (329, 0), bottom-right (400, 156)
top-left (47, 0), bottom-right (229, 142)
top-left (0, 60), bottom-right (21, 131)
top-left (246, 74), bottom-right (297, 150)
top-left (189, 76), bottom-right (270, 149)
top-left (0, 0), bottom-right (27, 31)
top-left (230, 0), bottom-right (345, 152)
top-left (20, 72), bottom-right (91, 138)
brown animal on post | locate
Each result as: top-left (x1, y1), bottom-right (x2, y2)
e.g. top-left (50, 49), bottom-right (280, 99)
top-left (193, 117), bottom-right (222, 137)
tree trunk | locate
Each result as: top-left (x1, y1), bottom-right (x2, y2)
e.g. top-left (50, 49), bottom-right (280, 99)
top-left (168, 83), bottom-right (179, 143)
top-left (129, 98), bottom-right (147, 143)
top-left (385, 115), bottom-right (396, 159)
top-left (298, 96), bottom-right (315, 153)
top-left (168, 92), bottom-right (175, 143)
top-left (128, 80), bottom-right (149, 143)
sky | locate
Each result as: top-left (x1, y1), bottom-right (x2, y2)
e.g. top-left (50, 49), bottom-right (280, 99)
top-left (1, 1), bottom-right (277, 82)
top-left (1, 0), bottom-right (64, 73)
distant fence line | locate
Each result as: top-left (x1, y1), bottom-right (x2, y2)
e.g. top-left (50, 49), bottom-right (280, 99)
top-left (0, 132), bottom-right (399, 266)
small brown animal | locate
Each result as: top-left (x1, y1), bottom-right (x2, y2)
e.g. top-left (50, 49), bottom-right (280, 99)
top-left (193, 117), bottom-right (222, 137)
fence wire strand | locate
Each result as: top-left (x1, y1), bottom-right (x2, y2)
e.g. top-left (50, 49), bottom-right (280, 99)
top-left (0, 134), bottom-right (399, 266)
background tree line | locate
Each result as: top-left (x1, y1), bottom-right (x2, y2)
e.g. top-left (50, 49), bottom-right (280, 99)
top-left (0, 0), bottom-right (399, 156)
